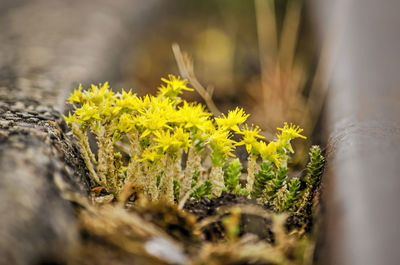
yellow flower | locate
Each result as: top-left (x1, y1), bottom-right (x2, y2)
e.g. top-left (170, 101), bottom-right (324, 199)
top-left (256, 141), bottom-right (281, 167)
top-left (236, 124), bottom-right (265, 153)
top-left (74, 103), bottom-right (101, 122)
top-left (86, 82), bottom-right (115, 105)
top-left (68, 84), bottom-right (89, 104)
top-left (99, 99), bottom-right (115, 118)
top-left (157, 75), bottom-right (193, 100)
top-left (176, 101), bottom-right (211, 131)
top-left (208, 129), bottom-right (236, 165)
top-left (63, 112), bottom-right (78, 125)
top-left (277, 122), bottom-right (306, 140)
top-left (154, 128), bottom-right (192, 154)
top-left (276, 123), bottom-right (306, 153)
top-left (137, 102), bottom-right (175, 138)
top-left (215, 107), bottom-right (249, 132)
top-left (113, 89), bottom-right (142, 114)
top-left (140, 148), bottom-right (162, 163)
top-left (116, 113), bottom-right (136, 134)
top-left (171, 127), bottom-right (192, 153)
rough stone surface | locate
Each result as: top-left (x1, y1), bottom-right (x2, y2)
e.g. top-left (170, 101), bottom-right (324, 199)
top-left (0, 102), bottom-right (89, 265)
top-left (0, 0), bottom-right (159, 264)
top-left (309, 1), bottom-right (400, 265)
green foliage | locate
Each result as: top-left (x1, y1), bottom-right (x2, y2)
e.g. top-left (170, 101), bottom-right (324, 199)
top-left (191, 180), bottom-right (212, 200)
top-left (306, 145), bottom-right (324, 187)
top-left (250, 146), bottom-right (325, 214)
top-left (252, 160), bottom-right (274, 198)
top-left (189, 171), bottom-right (212, 200)
top-left (265, 166), bottom-right (288, 199)
top-left (223, 159), bottom-right (243, 192)
top-left (280, 178), bottom-right (301, 211)
top-left (297, 145), bottom-right (325, 213)
top-left (235, 187), bottom-right (249, 196)
top-left (173, 179), bottom-right (180, 202)
top-left (222, 207), bottom-right (241, 241)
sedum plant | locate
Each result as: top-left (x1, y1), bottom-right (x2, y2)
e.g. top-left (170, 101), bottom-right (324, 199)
top-left (223, 159), bottom-right (248, 196)
top-left (296, 145), bottom-right (325, 214)
top-left (65, 75), bottom-right (323, 209)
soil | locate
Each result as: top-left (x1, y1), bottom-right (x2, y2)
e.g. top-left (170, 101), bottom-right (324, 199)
top-left (184, 192), bottom-right (274, 243)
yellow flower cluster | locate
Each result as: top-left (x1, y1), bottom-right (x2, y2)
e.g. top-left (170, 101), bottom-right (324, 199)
top-left (65, 75), bottom-right (306, 202)
top-left (237, 122), bottom-right (306, 168)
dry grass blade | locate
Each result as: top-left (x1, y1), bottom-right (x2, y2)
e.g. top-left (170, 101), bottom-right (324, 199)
top-left (194, 236), bottom-right (294, 265)
top-left (172, 43), bottom-right (221, 116)
top-left (253, 0), bottom-right (309, 139)
top-left (279, 0), bottom-right (302, 74)
top-left (79, 204), bottom-right (189, 264)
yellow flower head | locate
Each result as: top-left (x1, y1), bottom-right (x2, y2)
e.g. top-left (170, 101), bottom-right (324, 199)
top-left (171, 127), bottom-right (192, 153)
top-left (176, 101), bottom-right (212, 131)
top-left (74, 103), bottom-right (101, 122)
top-left (86, 82), bottom-right (115, 106)
top-left (276, 122), bottom-right (306, 153)
top-left (63, 112), bottom-right (78, 125)
top-left (256, 141), bottom-right (281, 167)
top-left (154, 128), bottom-right (192, 154)
top-left (68, 84), bottom-right (89, 104)
top-left (215, 107), bottom-right (249, 132)
top-left (113, 89), bottom-right (142, 114)
top-left (137, 112), bottom-right (173, 138)
top-left (116, 113), bottom-right (136, 134)
top-left (135, 96), bottom-right (176, 138)
top-left (236, 124), bottom-right (265, 153)
top-left (277, 122), bottom-right (306, 140)
top-left (140, 148), bottom-right (162, 163)
top-left (99, 99), bottom-right (115, 118)
top-left (157, 75), bottom-right (194, 100)
top-left (208, 129), bottom-right (236, 166)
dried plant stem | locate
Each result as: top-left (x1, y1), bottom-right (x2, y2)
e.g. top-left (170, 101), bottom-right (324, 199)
top-left (279, 0), bottom-right (302, 74)
top-left (172, 43), bottom-right (221, 116)
top-left (255, 0), bottom-right (278, 109)
top-left (146, 162), bottom-right (160, 201)
top-left (178, 171), bottom-right (207, 209)
top-left (97, 126), bottom-right (117, 195)
top-left (180, 147), bottom-right (201, 198)
top-left (81, 129), bottom-right (97, 165)
top-left (126, 156), bottom-right (142, 186)
top-left (159, 155), bottom-right (175, 203)
top-left (173, 151), bottom-right (183, 185)
top-left (72, 125), bottom-right (101, 185)
top-left (126, 132), bottom-right (143, 186)
top-left (246, 154), bottom-right (258, 193)
top-left (296, 187), bottom-right (311, 214)
top-left (210, 165), bottom-right (224, 197)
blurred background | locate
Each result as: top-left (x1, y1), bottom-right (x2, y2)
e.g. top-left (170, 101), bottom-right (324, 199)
top-left (116, 0), bottom-right (321, 146)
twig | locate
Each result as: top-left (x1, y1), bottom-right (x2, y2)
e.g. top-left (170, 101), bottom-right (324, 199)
top-left (172, 43), bottom-right (221, 116)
